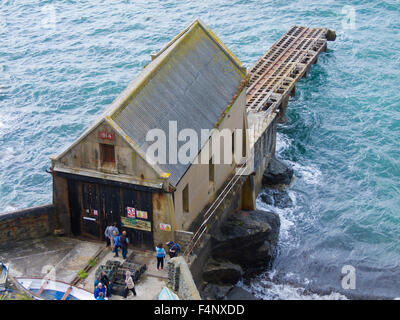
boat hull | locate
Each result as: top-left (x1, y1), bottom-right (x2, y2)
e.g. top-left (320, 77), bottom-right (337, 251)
top-left (15, 277), bottom-right (95, 300)
top-left (0, 263), bottom-right (8, 292)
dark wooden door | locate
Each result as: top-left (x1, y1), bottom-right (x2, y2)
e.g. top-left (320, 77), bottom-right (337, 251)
top-left (67, 176), bottom-right (153, 247)
top-left (68, 179), bottom-right (81, 236)
top-left (100, 184), bottom-right (122, 230)
top-left (80, 182), bottom-right (102, 239)
top-left (120, 188), bottom-right (153, 250)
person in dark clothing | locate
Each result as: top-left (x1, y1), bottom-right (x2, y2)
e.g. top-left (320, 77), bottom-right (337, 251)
top-left (166, 241), bottom-right (178, 258)
top-left (100, 271), bottom-right (112, 298)
top-left (120, 230), bottom-right (129, 259)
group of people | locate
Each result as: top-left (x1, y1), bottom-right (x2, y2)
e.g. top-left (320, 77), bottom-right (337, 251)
top-left (98, 222), bottom-right (181, 299)
top-left (155, 241), bottom-right (181, 270)
top-left (94, 269), bottom-right (137, 300)
top-left (104, 222), bottom-right (129, 259)
top-left (94, 223), bottom-right (136, 300)
top-left (94, 271), bottom-right (112, 300)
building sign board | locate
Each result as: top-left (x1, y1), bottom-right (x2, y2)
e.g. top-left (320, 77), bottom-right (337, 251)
top-left (127, 207), bottom-right (135, 218)
top-left (121, 217), bottom-right (151, 232)
top-left (136, 210), bottom-right (148, 219)
top-left (160, 223), bottom-right (172, 231)
top-left (98, 131), bottom-right (115, 140)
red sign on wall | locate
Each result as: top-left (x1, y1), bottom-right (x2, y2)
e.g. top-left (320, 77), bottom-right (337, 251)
top-left (127, 207), bottom-right (136, 218)
top-left (98, 131), bottom-right (115, 140)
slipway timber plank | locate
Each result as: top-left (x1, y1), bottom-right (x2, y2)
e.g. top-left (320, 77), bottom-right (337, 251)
top-left (246, 25), bottom-right (333, 115)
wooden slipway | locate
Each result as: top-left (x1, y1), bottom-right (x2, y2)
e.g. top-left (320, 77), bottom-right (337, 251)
top-left (247, 25), bottom-right (335, 113)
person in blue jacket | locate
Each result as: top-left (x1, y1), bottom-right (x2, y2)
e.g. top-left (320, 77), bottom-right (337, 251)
top-left (113, 231), bottom-right (121, 257)
top-left (94, 275), bottom-right (101, 289)
top-left (96, 292), bottom-right (105, 300)
top-left (94, 282), bottom-right (106, 299)
top-left (155, 243), bottom-right (166, 270)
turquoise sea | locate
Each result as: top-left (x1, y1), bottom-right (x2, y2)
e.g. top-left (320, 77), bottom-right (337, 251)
top-left (1, 0), bottom-right (399, 299)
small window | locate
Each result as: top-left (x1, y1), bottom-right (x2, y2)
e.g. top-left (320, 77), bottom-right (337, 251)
top-left (183, 184), bottom-right (189, 213)
top-left (209, 157), bottom-right (214, 183)
top-left (232, 131), bottom-right (235, 155)
top-left (242, 118), bottom-right (247, 157)
top-left (101, 144), bottom-right (115, 163)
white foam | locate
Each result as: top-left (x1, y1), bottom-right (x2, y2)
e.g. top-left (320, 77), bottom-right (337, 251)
top-left (275, 132), bottom-right (292, 153)
top-left (0, 147), bottom-right (14, 163)
top-left (256, 194), bottom-right (295, 243)
top-left (289, 160), bottom-right (322, 185)
top-left (238, 277), bottom-right (348, 300)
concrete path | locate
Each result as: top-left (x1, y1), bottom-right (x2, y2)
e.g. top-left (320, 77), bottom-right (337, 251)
top-left (0, 236), bottom-right (103, 283)
top-left (0, 236), bottom-right (170, 300)
top-left (81, 246), bottom-right (169, 300)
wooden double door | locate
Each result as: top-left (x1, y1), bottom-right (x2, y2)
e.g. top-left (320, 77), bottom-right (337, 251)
top-left (67, 178), bottom-right (154, 249)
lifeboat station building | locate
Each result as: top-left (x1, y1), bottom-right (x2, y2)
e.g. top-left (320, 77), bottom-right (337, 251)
top-left (50, 19), bottom-right (250, 249)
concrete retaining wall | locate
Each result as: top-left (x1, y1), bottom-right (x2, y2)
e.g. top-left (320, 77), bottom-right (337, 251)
top-left (0, 204), bottom-right (55, 246)
top-left (174, 230), bottom-right (194, 253)
top-left (167, 256), bottom-right (201, 300)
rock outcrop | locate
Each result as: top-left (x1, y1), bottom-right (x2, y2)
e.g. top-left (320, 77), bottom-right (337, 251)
top-left (262, 156), bottom-right (293, 186)
top-left (259, 189), bottom-right (293, 208)
top-left (201, 283), bottom-right (258, 300)
top-left (199, 210), bottom-right (279, 299)
top-left (202, 258), bottom-right (243, 285)
top-left (210, 210), bottom-right (280, 277)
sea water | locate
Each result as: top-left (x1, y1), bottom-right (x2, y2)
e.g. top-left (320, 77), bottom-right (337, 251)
top-left (1, 0), bottom-right (399, 299)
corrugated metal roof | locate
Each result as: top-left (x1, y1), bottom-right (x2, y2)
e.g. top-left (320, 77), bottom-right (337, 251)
top-left (54, 19), bottom-right (246, 188)
top-left (111, 19), bottom-right (245, 186)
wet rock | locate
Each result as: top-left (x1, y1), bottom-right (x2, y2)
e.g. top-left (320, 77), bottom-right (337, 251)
top-left (226, 286), bottom-right (258, 300)
top-left (260, 189), bottom-right (293, 208)
top-left (202, 258), bottom-right (243, 285)
top-left (262, 156), bottom-right (293, 186)
top-left (211, 210), bottom-right (280, 275)
top-left (201, 283), bottom-right (233, 300)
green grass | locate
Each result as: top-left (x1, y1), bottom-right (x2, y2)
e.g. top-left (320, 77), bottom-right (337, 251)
top-left (88, 258), bottom-right (98, 268)
top-left (77, 269), bottom-right (88, 280)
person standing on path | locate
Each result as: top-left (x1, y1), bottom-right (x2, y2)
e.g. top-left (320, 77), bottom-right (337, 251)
top-left (113, 230), bottom-right (121, 257)
top-left (120, 230), bottom-right (129, 259)
top-left (96, 292), bottom-right (105, 300)
top-left (100, 271), bottom-right (112, 298)
top-left (94, 282), bottom-right (106, 300)
top-left (166, 241), bottom-right (178, 258)
top-left (94, 275), bottom-right (101, 289)
top-left (155, 243), bottom-right (166, 270)
top-left (105, 222), bottom-right (119, 248)
top-left (123, 271), bottom-right (137, 298)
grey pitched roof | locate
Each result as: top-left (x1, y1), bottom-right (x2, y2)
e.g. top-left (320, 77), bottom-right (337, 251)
top-left (110, 19), bottom-right (246, 186)
top-left (54, 19), bottom-right (246, 188)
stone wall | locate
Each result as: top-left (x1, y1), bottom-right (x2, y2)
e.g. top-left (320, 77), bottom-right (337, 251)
top-left (174, 230), bottom-right (194, 253)
top-left (0, 204), bottom-right (55, 246)
top-left (167, 256), bottom-right (201, 300)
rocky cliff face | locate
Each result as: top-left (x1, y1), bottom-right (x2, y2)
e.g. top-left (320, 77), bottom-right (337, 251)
top-left (200, 210), bottom-right (280, 299)
top-left (262, 156), bottom-right (293, 186)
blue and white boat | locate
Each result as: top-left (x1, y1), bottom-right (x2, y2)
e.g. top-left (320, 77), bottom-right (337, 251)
top-left (158, 286), bottom-right (179, 300)
top-left (0, 263), bottom-right (8, 292)
top-left (16, 277), bottom-right (95, 300)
